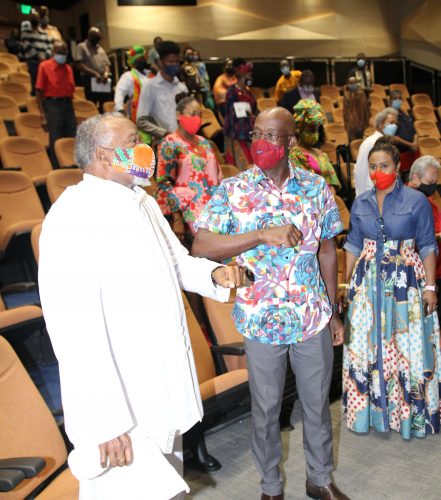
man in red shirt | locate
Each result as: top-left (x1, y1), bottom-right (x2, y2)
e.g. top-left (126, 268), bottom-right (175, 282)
top-left (36, 40), bottom-right (77, 166)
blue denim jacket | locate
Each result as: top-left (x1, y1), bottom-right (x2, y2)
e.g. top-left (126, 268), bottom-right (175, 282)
top-left (344, 180), bottom-right (437, 261)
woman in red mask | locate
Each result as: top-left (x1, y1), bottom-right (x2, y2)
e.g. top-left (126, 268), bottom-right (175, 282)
top-left (155, 93), bottom-right (222, 242)
top-left (343, 136), bottom-right (441, 440)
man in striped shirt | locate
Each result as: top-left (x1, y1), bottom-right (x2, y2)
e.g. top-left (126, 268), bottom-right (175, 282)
top-left (20, 13), bottom-right (52, 95)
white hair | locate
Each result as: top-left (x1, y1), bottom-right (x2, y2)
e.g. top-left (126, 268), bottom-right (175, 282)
top-left (74, 112), bottom-right (125, 170)
top-left (409, 155), bottom-right (441, 180)
top-left (375, 107), bottom-right (398, 128)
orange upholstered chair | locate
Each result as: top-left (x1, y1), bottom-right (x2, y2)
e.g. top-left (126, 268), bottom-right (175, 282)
top-left (0, 136), bottom-right (53, 186)
top-left (25, 96), bottom-right (40, 114)
top-left (54, 137), bottom-right (75, 167)
top-left (9, 72), bottom-right (31, 93)
top-left (0, 81), bottom-right (29, 108)
top-left (14, 113), bottom-right (49, 148)
top-left (183, 293), bottom-right (248, 471)
top-left (320, 142), bottom-right (337, 164)
top-left (257, 97), bottom-right (277, 112)
top-left (0, 336), bottom-right (79, 499)
top-left (0, 95), bottom-right (20, 121)
top-left (413, 105), bottom-right (437, 122)
top-left (350, 138), bottom-right (363, 161)
top-left (220, 164), bottom-right (239, 179)
top-left (418, 137), bottom-right (441, 161)
top-left (414, 120), bottom-right (440, 139)
top-left (201, 107), bottom-right (223, 141)
top-left (411, 93), bottom-right (433, 108)
top-left (0, 53), bottom-right (20, 73)
top-left (324, 123), bottom-right (348, 146)
top-left (73, 99), bottom-right (98, 124)
top-left (46, 169), bottom-right (83, 204)
top-left (0, 170), bottom-right (44, 264)
top-left (320, 85), bottom-right (340, 103)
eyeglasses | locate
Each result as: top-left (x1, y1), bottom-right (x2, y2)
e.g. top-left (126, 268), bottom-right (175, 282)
top-left (376, 217), bottom-right (386, 243)
top-left (249, 131), bottom-right (293, 143)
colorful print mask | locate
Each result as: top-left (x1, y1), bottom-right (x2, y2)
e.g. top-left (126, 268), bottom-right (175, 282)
top-left (111, 143), bottom-right (155, 180)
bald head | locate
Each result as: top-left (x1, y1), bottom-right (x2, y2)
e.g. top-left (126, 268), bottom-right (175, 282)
top-left (88, 27), bottom-right (102, 44)
top-left (254, 107), bottom-right (296, 136)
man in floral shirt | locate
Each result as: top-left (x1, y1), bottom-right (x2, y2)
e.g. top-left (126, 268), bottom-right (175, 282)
top-left (193, 108), bottom-right (349, 500)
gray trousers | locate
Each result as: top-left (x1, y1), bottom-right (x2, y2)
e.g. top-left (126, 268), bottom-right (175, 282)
top-left (244, 327), bottom-right (334, 496)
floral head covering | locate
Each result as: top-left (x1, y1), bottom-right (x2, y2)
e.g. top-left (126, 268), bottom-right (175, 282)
top-left (293, 99), bottom-right (325, 130)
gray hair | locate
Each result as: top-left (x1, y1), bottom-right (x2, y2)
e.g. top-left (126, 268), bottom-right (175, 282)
top-left (74, 112), bottom-right (125, 170)
top-left (409, 155), bottom-right (441, 180)
top-left (375, 107), bottom-right (398, 128)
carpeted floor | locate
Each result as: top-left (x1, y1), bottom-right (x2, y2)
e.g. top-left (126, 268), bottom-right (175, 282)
top-left (185, 401), bottom-right (441, 500)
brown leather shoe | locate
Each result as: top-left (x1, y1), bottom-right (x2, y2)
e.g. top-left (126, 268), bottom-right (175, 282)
top-left (305, 479), bottom-right (350, 500)
top-left (261, 493), bottom-right (283, 500)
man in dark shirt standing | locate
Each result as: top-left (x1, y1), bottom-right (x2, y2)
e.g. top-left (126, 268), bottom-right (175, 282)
top-left (36, 41), bottom-right (76, 167)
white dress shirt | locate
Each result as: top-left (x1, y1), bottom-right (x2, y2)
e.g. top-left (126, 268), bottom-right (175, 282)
top-left (354, 130), bottom-right (383, 197)
top-left (38, 174), bottom-right (228, 494)
top-left (136, 72), bottom-right (187, 132)
top-left (113, 69), bottom-right (149, 113)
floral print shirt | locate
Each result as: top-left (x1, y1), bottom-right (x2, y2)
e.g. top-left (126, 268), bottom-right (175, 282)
top-left (155, 132), bottom-right (222, 234)
top-left (197, 162), bottom-right (343, 344)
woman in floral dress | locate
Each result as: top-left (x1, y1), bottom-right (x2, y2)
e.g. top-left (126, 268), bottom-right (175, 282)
top-left (155, 94), bottom-right (222, 241)
top-left (343, 136), bottom-right (441, 439)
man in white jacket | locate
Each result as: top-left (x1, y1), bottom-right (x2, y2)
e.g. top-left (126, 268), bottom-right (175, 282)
top-left (38, 113), bottom-right (244, 499)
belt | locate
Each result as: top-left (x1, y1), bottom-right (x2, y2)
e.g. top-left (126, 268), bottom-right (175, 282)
top-left (44, 97), bottom-right (72, 101)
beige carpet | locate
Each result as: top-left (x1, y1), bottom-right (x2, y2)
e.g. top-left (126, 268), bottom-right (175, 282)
top-left (185, 399), bottom-right (441, 500)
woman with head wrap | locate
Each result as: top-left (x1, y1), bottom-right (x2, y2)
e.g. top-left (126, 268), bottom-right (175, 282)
top-left (290, 99), bottom-right (341, 189)
top-left (114, 46), bottom-right (150, 119)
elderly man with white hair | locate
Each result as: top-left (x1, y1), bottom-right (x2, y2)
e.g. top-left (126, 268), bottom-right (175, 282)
top-left (408, 154), bottom-right (441, 316)
top-left (38, 112), bottom-right (246, 499)
top-left (354, 107), bottom-right (398, 196)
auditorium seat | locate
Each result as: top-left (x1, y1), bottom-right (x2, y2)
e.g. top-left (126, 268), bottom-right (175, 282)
top-left (370, 94), bottom-right (385, 110)
top-left (370, 105), bottom-right (383, 117)
top-left (25, 96), bottom-right (39, 114)
top-left (320, 85), bottom-right (340, 103)
top-left (249, 86), bottom-right (264, 100)
top-left (324, 123), bottom-right (348, 146)
top-left (332, 107), bottom-right (344, 124)
top-left (350, 138), bottom-right (363, 161)
top-left (73, 99), bottom-right (98, 124)
top-left (363, 125), bottom-right (375, 138)
top-left (412, 105), bottom-right (437, 122)
top-left (414, 120), bottom-right (440, 139)
top-left (370, 83), bottom-right (387, 100)
top-left (54, 137), bottom-right (75, 167)
top-left (17, 62), bottom-right (28, 73)
top-left (257, 97), bottom-right (277, 112)
top-left (0, 119), bottom-right (8, 140)
top-left (74, 86), bottom-right (85, 100)
top-left (418, 136), bottom-right (441, 161)
top-left (0, 95), bottom-right (20, 121)
top-left (0, 81), bottom-right (29, 108)
top-left (411, 93), bottom-right (433, 108)
top-left (320, 141), bottom-right (337, 164)
top-left (31, 223), bottom-right (42, 264)
top-left (102, 101), bottom-right (114, 113)
top-left (0, 336), bottom-right (79, 499)
top-left (0, 137), bottom-right (53, 186)
top-left (0, 53), bottom-right (20, 73)
top-left (203, 295), bottom-right (247, 372)
top-left (0, 61), bottom-right (12, 77)
top-left (46, 168), bottom-right (83, 204)
top-left (182, 293), bottom-right (249, 471)
top-left (389, 83), bottom-right (410, 100)
top-left (9, 72), bottom-right (31, 93)
top-left (200, 107), bottom-right (223, 141)
top-left (0, 170), bottom-right (45, 265)
top-left (14, 113), bottom-right (49, 149)
top-left (319, 95), bottom-right (334, 114)
top-left (220, 164), bottom-right (239, 179)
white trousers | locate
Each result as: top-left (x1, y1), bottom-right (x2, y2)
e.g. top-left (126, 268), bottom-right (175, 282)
top-left (78, 432), bottom-right (187, 500)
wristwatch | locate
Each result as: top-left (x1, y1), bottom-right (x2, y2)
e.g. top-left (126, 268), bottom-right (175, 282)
top-left (424, 285), bottom-right (436, 292)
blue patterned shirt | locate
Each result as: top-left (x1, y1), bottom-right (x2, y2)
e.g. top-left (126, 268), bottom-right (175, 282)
top-left (197, 163), bottom-right (343, 345)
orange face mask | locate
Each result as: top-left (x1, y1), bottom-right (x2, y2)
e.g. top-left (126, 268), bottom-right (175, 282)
top-left (370, 170), bottom-right (396, 190)
top-left (111, 143), bottom-right (155, 179)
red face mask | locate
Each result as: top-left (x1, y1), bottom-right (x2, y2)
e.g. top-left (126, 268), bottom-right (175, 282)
top-left (251, 139), bottom-right (285, 170)
top-left (370, 170), bottom-right (396, 190)
top-left (178, 115), bottom-right (202, 136)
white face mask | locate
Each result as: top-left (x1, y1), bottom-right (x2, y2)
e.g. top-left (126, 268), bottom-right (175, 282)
top-left (132, 175), bottom-right (151, 187)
